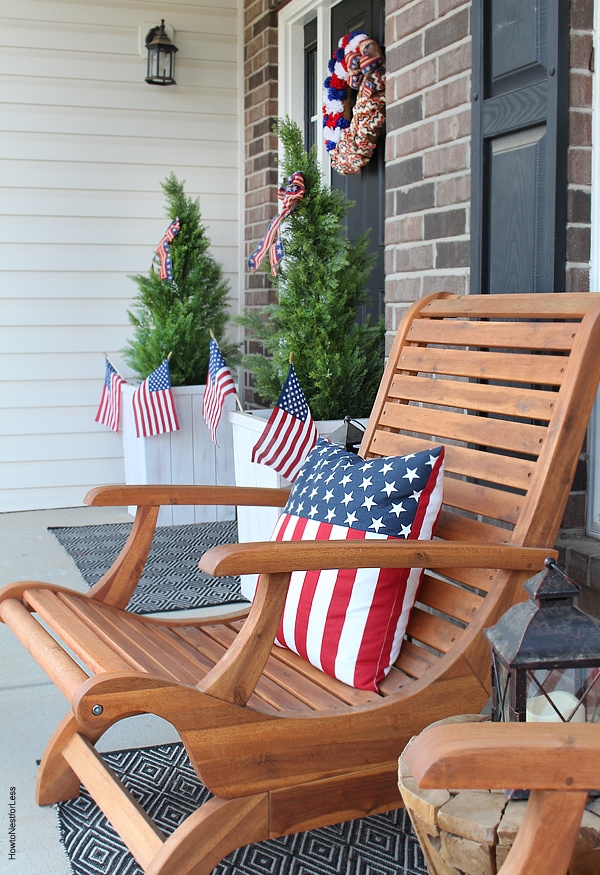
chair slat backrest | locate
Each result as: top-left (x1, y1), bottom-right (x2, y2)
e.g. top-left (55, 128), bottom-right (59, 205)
top-left (360, 293), bottom-right (600, 688)
top-left (361, 293), bottom-right (600, 550)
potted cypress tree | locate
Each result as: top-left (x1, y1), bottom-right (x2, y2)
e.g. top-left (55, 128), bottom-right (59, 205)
top-left (232, 118), bottom-right (384, 544)
top-left (121, 174), bottom-right (239, 525)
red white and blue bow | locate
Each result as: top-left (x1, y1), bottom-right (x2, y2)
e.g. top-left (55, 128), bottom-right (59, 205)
top-left (247, 172), bottom-right (305, 275)
top-left (155, 217), bottom-right (181, 281)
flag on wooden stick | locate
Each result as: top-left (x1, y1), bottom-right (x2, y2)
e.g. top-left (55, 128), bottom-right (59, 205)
top-left (132, 359), bottom-right (179, 438)
top-left (251, 363), bottom-right (317, 481)
top-left (95, 357), bottom-right (125, 433)
top-left (202, 337), bottom-right (237, 445)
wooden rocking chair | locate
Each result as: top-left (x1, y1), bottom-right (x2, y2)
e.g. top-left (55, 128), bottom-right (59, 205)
top-left (2, 292), bottom-right (600, 875)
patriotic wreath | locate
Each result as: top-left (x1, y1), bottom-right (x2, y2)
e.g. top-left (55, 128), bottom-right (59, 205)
top-left (322, 31), bottom-right (386, 175)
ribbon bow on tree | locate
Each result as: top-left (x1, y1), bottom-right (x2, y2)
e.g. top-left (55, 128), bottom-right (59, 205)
top-left (248, 171), bottom-right (305, 276)
top-left (155, 217), bottom-right (181, 281)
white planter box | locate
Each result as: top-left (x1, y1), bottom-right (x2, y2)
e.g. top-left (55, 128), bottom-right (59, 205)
top-left (122, 383), bottom-right (236, 526)
top-left (230, 409), bottom-right (366, 597)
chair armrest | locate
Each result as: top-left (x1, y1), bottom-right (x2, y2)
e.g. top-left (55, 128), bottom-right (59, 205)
top-left (83, 484), bottom-right (288, 608)
top-left (199, 540), bottom-right (557, 577)
top-left (85, 484), bottom-right (291, 508)
top-left (405, 722), bottom-right (600, 792)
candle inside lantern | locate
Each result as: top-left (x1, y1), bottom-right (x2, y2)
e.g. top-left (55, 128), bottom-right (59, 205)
top-left (526, 690), bottom-right (585, 723)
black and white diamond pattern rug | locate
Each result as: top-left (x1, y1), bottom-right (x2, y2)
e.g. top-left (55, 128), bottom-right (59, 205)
top-left (49, 521), bottom-right (248, 614)
top-left (57, 742), bottom-right (426, 875)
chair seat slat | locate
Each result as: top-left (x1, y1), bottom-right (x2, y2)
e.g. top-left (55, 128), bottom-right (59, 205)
top-left (60, 595), bottom-right (208, 684)
top-left (394, 639), bottom-right (441, 679)
top-left (24, 589), bottom-right (134, 675)
top-left (211, 621), bottom-right (372, 709)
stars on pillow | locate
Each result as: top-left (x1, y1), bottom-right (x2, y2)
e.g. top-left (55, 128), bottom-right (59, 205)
top-left (284, 438), bottom-right (445, 539)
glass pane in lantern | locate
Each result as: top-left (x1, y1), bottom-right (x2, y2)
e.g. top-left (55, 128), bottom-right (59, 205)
top-left (526, 668), bottom-right (588, 722)
top-left (158, 50), bottom-right (172, 80)
top-left (148, 50), bottom-right (159, 80)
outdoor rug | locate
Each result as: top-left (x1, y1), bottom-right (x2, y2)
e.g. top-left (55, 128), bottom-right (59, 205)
top-left (57, 741), bottom-right (427, 875)
top-left (49, 521), bottom-right (248, 614)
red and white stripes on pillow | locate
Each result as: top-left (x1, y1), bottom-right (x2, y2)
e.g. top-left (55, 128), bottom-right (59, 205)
top-left (264, 439), bottom-right (445, 692)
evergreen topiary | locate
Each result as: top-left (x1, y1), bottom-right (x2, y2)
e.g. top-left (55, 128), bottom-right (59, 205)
top-left (123, 173), bottom-right (238, 387)
top-left (238, 118), bottom-right (384, 421)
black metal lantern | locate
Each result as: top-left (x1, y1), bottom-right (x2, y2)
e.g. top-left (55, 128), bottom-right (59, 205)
top-left (145, 20), bottom-right (178, 86)
top-left (485, 559), bottom-right (600, 725)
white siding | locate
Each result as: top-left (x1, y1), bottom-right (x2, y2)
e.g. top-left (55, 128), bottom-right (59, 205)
top-left (0, 0), bottom-right (241, 512)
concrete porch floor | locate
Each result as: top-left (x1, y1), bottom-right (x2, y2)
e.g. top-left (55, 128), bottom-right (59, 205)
top-left (0, 506), bottom-right (184, 874)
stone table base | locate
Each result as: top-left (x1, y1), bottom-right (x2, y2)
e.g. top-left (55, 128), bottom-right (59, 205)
top-left (398, 715), bottom-right (600, 875)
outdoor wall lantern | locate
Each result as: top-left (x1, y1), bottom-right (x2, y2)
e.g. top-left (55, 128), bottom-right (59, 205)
top-left (485, 559), bottom-right (600, 726)
top-left (145, 20), bottom-right (178, 86)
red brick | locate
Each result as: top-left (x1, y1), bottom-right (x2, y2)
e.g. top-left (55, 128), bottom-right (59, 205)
top-left (439, 0), bottom-right (470, 14)
top-left (569, 32), bottom-right (593, 69)
top-left (387, 122), bottom-right (436, 160)
top-left (422, 273), bottom-right (468, 295)
top-left (568, 148), bottom-right (592, 185)
top-left (437, 109), bottom-right (471, 144)
top-left (385, 215), bottom-right (423, 244)
top-left (565, 267), bottom-right (591, 292)
top-left (424, 76), bottom-right (470, 116)
top-left (423, 142), bottom-right (469, 176)
top-left (436, 173), bottom-right (471, 207)
top-left (392, 58), bottom-right (437, 101)
top-left (569, 71), bottom-right (593, 108)
top-left (391, 0), bottom-right (436, 42)
top-left (569, 109), bottom-right (592, 147)
top-left (438, 41), bottom-right (472, 80)
top-left (385, 276), bottom-right (422, 302)
top-left (393, 243), bottom-right (435, 272)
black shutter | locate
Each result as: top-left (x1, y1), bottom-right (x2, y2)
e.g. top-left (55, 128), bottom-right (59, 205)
top-left (471, 0), bottom-right (569, 293)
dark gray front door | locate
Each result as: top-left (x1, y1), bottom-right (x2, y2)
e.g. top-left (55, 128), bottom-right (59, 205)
top-left (471, 0), bottom-right (569, 294)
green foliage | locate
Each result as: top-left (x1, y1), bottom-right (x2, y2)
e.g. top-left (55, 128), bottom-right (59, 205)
top-left (237, 118), bottom-right (384, 420)
top-left (123, 174), bottom-right (238, 386)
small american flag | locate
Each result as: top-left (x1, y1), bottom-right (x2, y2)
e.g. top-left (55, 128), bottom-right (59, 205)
top-left (202, 338), bottom-right (237, 445)
top-left (95, 357), bottom-right (125, 433)
top-left (251, 363), bottom-right (317, 481)
top-left (132, 359), bottom-right (180, 438)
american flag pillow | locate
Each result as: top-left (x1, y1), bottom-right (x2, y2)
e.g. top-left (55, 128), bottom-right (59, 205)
top-left (268, 438), bottom-right (445, 691)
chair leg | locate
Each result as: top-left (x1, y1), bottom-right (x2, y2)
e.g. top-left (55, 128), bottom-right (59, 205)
top-left (499, 789), bottom-right (588, 875)
top-left (146, 793), bottom-right (269, 875)
top-left (36, 711), bottom-right (105, 805)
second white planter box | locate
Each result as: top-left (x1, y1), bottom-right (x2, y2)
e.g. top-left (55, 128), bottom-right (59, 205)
top-left (122, 383), bottom-right (237, 526)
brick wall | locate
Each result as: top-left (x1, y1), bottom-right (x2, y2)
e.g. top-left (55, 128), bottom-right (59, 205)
top-left (243, 0), bottom-right (280, 406)
top-left (566, 0), bottom-right (594, 292)
top-left (384, 0), bottom-right (472, 352)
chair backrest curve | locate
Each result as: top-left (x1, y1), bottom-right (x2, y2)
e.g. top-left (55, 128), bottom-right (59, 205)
top-left (358, 293), bottom-right (600, 695)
